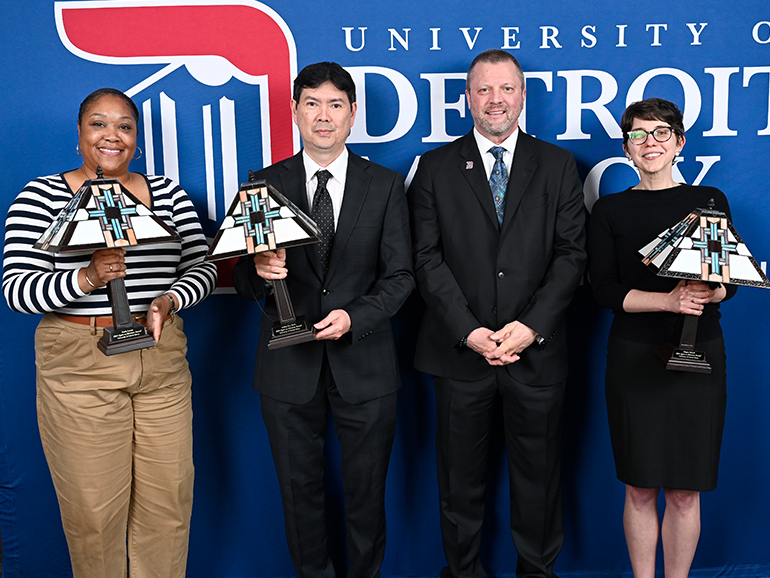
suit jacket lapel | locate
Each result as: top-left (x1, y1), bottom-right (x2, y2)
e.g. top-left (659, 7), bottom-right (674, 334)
top-left (275, 153), bottom-right (309, 211)
top-left (326, 150), bottom-right (371, 281)
top-left (501, 130), bottom-right (536, 230)
top-left (458, 132), bottom-right (499, 229)
top-left (275, 153), bottom-right (323, 278)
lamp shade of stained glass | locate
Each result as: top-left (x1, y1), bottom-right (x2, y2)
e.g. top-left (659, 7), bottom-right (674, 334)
top-left (34, 173), bottom-right (180, 253)
top-left (205, 175), bottom-right (321, 262)
top-left (638, 200), bottom-right (770, 289)
top-left (31, 168), bottom-right (179, 356)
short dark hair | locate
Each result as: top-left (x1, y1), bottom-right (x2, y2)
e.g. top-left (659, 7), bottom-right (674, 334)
top-left (621, 98), bottom-right (684, 147)
top-left (466, 49), bottom-right (525, 91)
top-left (78, 88), bottom-right (140, 128)
top-left (293, 62), bottom-right (356, 106)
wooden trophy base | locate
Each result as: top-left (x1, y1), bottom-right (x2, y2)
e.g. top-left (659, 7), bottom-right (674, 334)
top-left (97, 322), bottom-right (157, 356)
top-left (268, 316), bottom-right (317, 350)
top-left (654, 341), bottom-right (712, 374)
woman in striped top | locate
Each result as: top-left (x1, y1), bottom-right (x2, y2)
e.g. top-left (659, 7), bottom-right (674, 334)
top-left (2, 88), bottom-right (217, 578)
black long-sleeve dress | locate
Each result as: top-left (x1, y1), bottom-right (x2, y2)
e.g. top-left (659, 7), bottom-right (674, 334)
top-left (589, 184), bottom-right (736, 491)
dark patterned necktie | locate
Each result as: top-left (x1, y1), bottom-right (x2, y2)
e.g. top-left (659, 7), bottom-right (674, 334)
top-left (489, 146), bottom-right (508, 226)
top-left (311, 169), bottom-right (334, 275)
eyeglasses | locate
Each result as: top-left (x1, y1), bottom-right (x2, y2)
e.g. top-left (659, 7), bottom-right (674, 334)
top-left (626, 126), bottom-right (675, 145)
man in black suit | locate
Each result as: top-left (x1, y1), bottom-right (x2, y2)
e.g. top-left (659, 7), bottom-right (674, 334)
top-left (233, 62), bottom-right (413, 578)
top-left (409, 50), bottom-right (586, 578)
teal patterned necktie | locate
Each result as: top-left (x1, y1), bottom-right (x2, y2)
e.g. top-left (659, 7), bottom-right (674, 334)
top-left (489, 146), bottom-right (508, 226)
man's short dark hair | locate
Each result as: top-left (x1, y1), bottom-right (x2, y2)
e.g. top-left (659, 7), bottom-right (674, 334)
top-left (466, 49), bottom-right (525, 91)
top-left (293, 62), bottom-right (356, 106)
top-left (621, 98), bottom-right (685, 147)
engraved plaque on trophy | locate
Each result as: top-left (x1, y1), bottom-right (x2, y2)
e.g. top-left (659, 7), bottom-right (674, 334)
top-left (205, 171), bottom-right (321, 349)
top-left (654, 310), bottom-right (712, 374)
top-left (34, 167), bottom-right (181, 355)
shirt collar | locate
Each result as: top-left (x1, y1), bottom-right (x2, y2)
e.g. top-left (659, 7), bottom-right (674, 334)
top-left (473, 127), bottom-right (519, 157)
top-left (302, 147), bottom-right (349, 185)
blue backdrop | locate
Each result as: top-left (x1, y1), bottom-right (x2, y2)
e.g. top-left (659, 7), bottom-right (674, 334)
top-left (1, 1), bottom-right (769, 577)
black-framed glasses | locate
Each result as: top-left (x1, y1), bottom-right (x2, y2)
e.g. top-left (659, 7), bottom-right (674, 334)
top-left (626, 126), bottom-right (675, 145)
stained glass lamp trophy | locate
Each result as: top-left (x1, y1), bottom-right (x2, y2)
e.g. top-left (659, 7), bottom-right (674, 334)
top-left (639, 199), bottom-right (770, 373)
top-left (34, 167), bottom-right (181, 355)
top-left (205, 171), bottom-right (321, 349)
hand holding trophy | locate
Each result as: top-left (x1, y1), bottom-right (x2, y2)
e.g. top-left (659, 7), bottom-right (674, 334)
top-left (205, 171), bottom-right (321, 349)
top-left (639, 199), bottom-right (770, 372)
top-left (34, 167), bottom-right (181, 355)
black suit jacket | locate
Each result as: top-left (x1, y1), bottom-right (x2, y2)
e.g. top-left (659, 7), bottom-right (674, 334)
top-left (233, 149), bottom-right (414, 405)
top-left (409, 130), bottom-right (586, 385)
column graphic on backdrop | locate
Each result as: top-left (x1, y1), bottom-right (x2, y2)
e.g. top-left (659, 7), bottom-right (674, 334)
top-left (138, 93), bottom-right (243, 222)
top-left (55, 0), bottom-right (299, 225)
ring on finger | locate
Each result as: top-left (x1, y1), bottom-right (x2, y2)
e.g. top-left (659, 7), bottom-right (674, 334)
top-left (109, 265), bottom-right (113, 271)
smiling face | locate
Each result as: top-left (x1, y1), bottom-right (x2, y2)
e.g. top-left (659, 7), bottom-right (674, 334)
top-left (466, 60), bottom-right (526, 144)
top-left (624, 117), bottom-right (685, 180)
top-left (78, 94), bottom-right (138, 178)
top-left (292, 81), bottom-right (357, 166)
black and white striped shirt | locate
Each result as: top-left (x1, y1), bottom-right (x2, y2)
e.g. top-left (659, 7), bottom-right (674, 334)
top-left (3, 173), bottom-right (217, 316)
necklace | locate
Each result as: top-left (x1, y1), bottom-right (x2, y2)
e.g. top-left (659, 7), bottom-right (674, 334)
top-left (80, 165), bottom-right (133, 187)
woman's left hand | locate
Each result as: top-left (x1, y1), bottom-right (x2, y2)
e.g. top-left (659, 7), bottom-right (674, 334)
top-left (146, 293), bottom-right (177, 343)
top-left (682, 280), bottom-right (726, 313)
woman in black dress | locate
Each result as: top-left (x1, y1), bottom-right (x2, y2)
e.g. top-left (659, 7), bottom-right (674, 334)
top-left (589, 98), bottom-right (736, 578)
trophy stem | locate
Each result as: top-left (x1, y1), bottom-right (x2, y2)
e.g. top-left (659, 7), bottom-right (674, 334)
top-left (679, 313), bottom-right (698, 350)
top-left (267, 277), bottom-right (317, 350)
top-left (273, 279), bottom-right (297, 324)
top-left (109, 276), bottom-right (135, 330)
top-left (655, 314), bottom-right (712, 374)
top-left (97, 277), bottom-right (157, 356)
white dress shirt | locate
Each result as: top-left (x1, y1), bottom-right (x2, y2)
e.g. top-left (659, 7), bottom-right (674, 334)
top-left (473, 127), bottom-right (519, 180)
top-left (302, 148), bottom-right (348, 228)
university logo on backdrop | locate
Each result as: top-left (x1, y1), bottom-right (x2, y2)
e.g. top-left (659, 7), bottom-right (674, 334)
top-left (55, 0), bottom-right (299, 244)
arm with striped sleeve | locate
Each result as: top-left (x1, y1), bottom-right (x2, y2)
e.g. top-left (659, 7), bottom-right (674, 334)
top-left (150, 176), bottom-right (217, 311)
top-left (2, 175), bottom-right (91, 315)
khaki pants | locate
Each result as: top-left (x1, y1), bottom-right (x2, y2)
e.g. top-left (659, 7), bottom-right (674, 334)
top-left (35, 313), bottom-right (194, 578)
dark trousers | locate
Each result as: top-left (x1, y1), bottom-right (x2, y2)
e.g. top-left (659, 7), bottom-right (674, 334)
top-left (434, 370), bottom-right (565, 578)
top-left (261, 355), bottom-right (398, 578)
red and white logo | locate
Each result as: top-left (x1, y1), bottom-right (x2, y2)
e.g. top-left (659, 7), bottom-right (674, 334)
top-left (56, 1), bottom-right (300, 287)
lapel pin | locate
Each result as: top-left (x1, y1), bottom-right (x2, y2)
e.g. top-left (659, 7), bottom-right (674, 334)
top-left (466, 161), bottom-right (473, 170)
